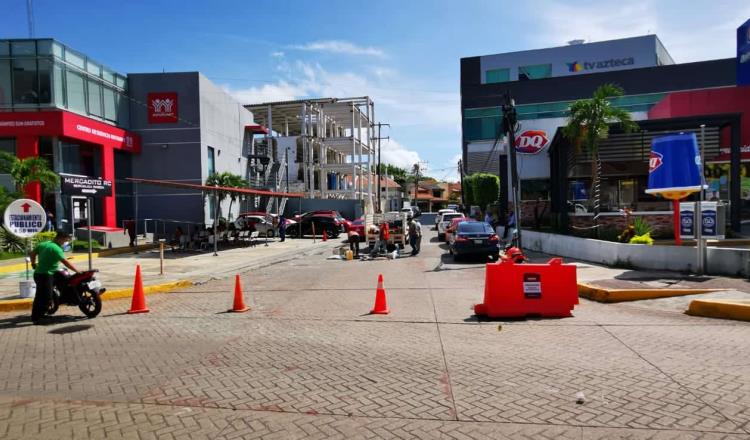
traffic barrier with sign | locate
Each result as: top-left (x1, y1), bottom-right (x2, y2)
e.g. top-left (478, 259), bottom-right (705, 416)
top-left (474, 258), bottom-right (578, 318)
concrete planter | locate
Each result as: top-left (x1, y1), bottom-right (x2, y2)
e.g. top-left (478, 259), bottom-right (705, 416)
top-left (523, 230), bottom-right (750, 277)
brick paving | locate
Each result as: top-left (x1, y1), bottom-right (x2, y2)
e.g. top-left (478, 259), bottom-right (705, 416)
top-left (0, 228), bottom-right (748, 439)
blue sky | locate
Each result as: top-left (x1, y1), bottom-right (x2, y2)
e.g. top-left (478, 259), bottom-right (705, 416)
top-left (2, 0), bottom-right (749, 181)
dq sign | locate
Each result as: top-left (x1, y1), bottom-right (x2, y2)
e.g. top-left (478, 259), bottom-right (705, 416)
top-left (514, 130), bottom-right (549, 154)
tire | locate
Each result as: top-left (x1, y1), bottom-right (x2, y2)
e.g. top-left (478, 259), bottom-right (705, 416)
top-left (453, 253), bottom-right (462, 262)
top-left (78, 290), bottom-right (102, 318)
top-left (266, 229), bottom-right (275, 238)
top-left (46, 289), bottom-right (60, 316)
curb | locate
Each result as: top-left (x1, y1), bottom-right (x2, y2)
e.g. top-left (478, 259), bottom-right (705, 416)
top-left (577, 282), bottom-right (725, 303)
top-left (0, 279), bottom-right (193, 312)
top-left (0, 244), bottom-right (156, 275)
top-left (686, 299), bottom-right (750, 322)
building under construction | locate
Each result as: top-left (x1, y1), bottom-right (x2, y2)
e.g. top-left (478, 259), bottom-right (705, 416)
top-left (244, 97), bottom-right (377, 215)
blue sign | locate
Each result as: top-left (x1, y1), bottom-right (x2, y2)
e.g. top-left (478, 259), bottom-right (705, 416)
top-left (702, 208), bottom-right (718, 236)
top-left (570, 181), bottom-right (587, 200)
top-left (738, 19), bottom-right (750, 86)
top-left (680, 209), bottom-right (694, 237)
top-left (645, 133), bottom-right (702, 198)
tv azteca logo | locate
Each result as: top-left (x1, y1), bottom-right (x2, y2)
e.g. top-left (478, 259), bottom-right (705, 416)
top-left (567, 57), bottom-right (635, 73)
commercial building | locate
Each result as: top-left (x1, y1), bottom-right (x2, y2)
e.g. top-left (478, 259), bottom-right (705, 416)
top-left (460, 32), bottom-right (750, 231)
top-left (0, 38), bottom-right (262, 234)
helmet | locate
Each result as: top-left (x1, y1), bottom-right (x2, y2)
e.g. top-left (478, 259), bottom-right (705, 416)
top-left (506, 247), bottom-right (526, 262)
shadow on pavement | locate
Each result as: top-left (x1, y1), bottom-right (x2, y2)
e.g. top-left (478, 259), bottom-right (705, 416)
top-left (48, 324), bottom-right (93, 334)
top-left (0, 314), bottom-right (88, 330)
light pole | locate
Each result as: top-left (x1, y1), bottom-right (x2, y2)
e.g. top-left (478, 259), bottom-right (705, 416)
top-left (697, 124), bottom-right (706, 274)
top-left (502, 95), bottom-right (521, 248)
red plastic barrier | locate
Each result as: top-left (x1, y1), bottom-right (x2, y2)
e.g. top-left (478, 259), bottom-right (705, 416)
top-left (474, 257), bottom-right (578, 318)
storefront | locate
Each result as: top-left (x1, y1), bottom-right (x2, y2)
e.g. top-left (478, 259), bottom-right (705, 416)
top-left (0, 110), bottom-right (140, 227)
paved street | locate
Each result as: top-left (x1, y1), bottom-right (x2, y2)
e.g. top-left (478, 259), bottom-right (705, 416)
top-left (0, 227), bottom-right (749, 439)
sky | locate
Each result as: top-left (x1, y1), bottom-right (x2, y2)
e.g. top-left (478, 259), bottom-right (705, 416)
top-left (2, 0), bottom-right (749, 182)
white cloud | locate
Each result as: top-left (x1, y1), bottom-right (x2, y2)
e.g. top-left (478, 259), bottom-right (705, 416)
top-left (225, 81), bottom-right (304, 104)
top-left (380, 139), bottom-right (421, 169)
top-left (290, 40), bottom-right (385, 57)
top-left (271, 51), bottom-right (285, 58)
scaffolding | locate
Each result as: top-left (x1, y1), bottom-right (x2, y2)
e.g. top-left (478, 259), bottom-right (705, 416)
top-left (245, 97), bottom-right (377, 211)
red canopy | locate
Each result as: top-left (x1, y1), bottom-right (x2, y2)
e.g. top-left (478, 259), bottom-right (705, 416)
top-left (245, 124), bottom-right (270, 134)
top-left (126, 178), bottom-right (303, 198)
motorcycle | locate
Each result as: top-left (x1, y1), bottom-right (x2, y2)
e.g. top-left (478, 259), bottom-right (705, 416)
top-left (47, 269), bottom-right (106, 318)
top-left (501, 243), bottom-right (527, 264)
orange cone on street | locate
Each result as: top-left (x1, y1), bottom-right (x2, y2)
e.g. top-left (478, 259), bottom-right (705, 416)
top-left (127, 265), bottom-right (149, 314)
top-left (322, 230), bottom-right (328, 241)
top-left (228, 274), bottom-right (250, 313)
top-left (370, 274), bottom-right (389, 314)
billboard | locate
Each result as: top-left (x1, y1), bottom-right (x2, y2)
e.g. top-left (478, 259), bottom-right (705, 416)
top-left (738, 19), bottom-right (750, 85)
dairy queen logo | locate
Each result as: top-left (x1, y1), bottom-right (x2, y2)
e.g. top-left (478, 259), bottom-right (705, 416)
top-left (514, 130), bottom-right (549, 154)
top-left (649, 151), bottom-right (664, 173)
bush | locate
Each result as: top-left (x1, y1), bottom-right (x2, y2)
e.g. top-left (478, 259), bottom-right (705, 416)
top-left (617, 225), bottom-right (635, 243)
top-left (629, 232), bottom-right (654, 245)
top-left (32, 231), bottom-right (56, 247)
top-left (0, 227), bottom-right (27, 254)
top-left (632, 217), bottom-right (652, 236)
top-left (72, 239), bottom-right (102, 251)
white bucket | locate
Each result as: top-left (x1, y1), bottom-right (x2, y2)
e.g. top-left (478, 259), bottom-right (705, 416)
top-left (19, 280), bottom-right (36, 298)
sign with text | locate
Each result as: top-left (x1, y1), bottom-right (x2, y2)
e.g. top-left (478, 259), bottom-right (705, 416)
top-left (738, 18), bottom-right (750, 85)
top-left (3, 199), bottom-right (46, 238)
top-left (148, 92), bottom-right (179, 123)
top-left (60, 173), bottom-right (113, 197)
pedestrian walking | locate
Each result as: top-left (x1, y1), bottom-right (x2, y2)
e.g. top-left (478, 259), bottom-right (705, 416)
top-left (408, 218), bottom-right (422, 256)
top-left (45, 211), bottom-right (55, 231)
top-left (484, 211), bottom-right (492, 225)
top-left (29, 230), bottom-right (79, 324)
top-left (279, 215), bottom-right (286, 242)
top-left (503, 209), bottom-right (516, 240)
top-left (124, 219), bottom-right (136, 247)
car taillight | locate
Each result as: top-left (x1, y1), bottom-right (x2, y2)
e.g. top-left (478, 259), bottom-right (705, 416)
top-left (489, 234), bottom-right (499, 242)
top-left (455, 235), bottom-right (469, 242)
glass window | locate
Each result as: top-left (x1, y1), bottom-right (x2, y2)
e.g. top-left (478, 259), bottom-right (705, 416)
top-left (458, 222), bottom-right (493, 233)
top-left (64, 49), bottom-right (85, 69)
top-left (87, 80), bottom-right (102, 116)
top-left (11, 41), bottom-right (35, 56)
top-left (519, 64), bottom-right (552, 80)
top-left (52, 42), bottom-right (63, 58)
top-left (0, 42), bottom-right (8, 56)
top-left (0, 59), bottom-right (11, 106)
top-left (485, 68), bottom-right (510, 84)
top-left (12, 59), bottom-right (38, 105)
top-left (116, 92), bottom-right (130, 127)
top-left (65, 69), bottom-right (86, 113)
top-left (37, 40), bottom-right (53, 55)
top-left (37, 58), bottom-right (52, 104)
top-left (53, 62), bottom-right (64, 107)
top-left (86, 60), bottom-right (101, 77)
top-left (521, 179), bottom-right (550, 200)
top-left (102, 68), bottom-right (114, 84)
top-left (115, 75), bottom-right (126, 89)
top-left (103, 87), bottom-right (116, 121)
top-left (207, 146), bottom-right (215, 176)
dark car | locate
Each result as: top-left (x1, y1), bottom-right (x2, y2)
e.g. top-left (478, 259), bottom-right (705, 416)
top-left (311, 210), bottom-right (351, 232)
top-left (285, 215), bottom-right (341, 238)
top-left (449, 221), bottom-right (500, 261)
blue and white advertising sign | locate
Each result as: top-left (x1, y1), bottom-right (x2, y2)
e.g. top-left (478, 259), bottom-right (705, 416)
top-left (738, 18), bottom-right (750, 86)
top-left (702, 202), bottom-right (718, 236)
top-left (679, 202), bottom-right (695, 238)
top-left (646, 133), bottom-right (702, 199)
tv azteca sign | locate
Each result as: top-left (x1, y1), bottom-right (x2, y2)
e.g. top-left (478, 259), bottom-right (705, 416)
top-left (148, 92), bottom-right (179, 123)
top-left (566, 57), bottom-right (635, 73)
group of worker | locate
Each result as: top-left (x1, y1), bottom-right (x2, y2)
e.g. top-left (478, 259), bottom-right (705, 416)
top-left (346, 217), bottom-right (422, 259)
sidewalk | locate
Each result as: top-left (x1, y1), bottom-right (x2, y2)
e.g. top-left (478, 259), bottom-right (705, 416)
top-left (0, 237), bottom-right (341, 301)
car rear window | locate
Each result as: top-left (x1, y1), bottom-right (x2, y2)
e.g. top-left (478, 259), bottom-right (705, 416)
top-left (458, 222), bottom-right (493, 233)
top-left (443, 213), bottom-right (464, 221)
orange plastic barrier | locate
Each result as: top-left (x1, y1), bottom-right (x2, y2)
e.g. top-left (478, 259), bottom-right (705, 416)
top-left (474, 258), bottom-right (578, 318)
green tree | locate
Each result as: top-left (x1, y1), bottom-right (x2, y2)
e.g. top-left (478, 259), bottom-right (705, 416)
top-left (563, 84), bottom-right (637, 226)
top-left (0, 152), bottom-right (59, 195)
top-left (467, 173), bottom-right (499, 211)
top-left (205, 172), bottom-right (246, 220)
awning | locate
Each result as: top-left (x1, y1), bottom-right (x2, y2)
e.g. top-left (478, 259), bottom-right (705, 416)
top-left (126, 178), bottom-right (303, 198)
top-left (245, 124), bottom-right (269, 134)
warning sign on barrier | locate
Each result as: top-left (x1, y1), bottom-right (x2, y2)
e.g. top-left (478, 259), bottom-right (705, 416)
top-left (523, 273), bottom-right (542, 299)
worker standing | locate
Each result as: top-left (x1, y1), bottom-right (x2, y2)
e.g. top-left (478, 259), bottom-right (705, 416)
top-left (408, 218), bottom-right (422, 256)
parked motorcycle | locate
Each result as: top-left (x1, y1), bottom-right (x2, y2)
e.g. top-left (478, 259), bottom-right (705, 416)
top-left (47, 269), bottom-right (106, 318)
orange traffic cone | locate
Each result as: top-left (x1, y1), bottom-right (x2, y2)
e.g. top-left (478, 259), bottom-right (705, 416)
top-left (127, 265), bottom-right (149, 314)
top-left (370, 274), bottom-right (389, 314)
top-left (228, 274), bottom-right (250, 313)
top-left (322, 230), bottom-right (328, 241)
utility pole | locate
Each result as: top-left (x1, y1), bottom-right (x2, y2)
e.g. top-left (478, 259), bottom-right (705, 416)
top-left (26, 0), bottom-right (34, 38)
top-left (373, 123), bottom-right (390, 213)
top-left (458, 159), bottom-right (465, 208)
top-left (412, 163), bottom-right (420, 207)
top-left (285, 147), bottom-right (290, 193)
top-left (502, 94), bottom-right (521, 248)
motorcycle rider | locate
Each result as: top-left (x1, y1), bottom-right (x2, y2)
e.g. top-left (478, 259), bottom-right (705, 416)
top-left (29, 230), bottom-right (79, 324)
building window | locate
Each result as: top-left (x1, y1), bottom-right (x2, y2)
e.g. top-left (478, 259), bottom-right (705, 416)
top-left (52, 62), bottom-right (64, 107)
top-left (37, 58), bottom-right (53, 104)
top-left (485, 68), bottom-right (510, 84)
top-left (65, 69), bottom-right (86, 113)
top-left (521, 179), bottom-right (551, 200)
top-left (103, 87), bottom-right (117, 122)
top-left (12, 59), bottom-right (38, 105)
top-left (87, 80), bottom-right (102, 116)
top-left (432, 189), bottom-right (442, 198)
top-left (0, 59), bottom-right (11, 106)
top-left (207, 146), bottom-right (215, 176)
top-left (10, 41), bottom-right (35, 57)
top-left (518, 63), bottom-right (552, 81)
top-left (116, 92), bottom-right (130, 127)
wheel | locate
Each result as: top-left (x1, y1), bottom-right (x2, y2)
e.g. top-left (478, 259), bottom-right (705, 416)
top-left (266, 229), bottom-right (275, 238)
top-left (453, 253), bottom-right (462, 262)
top-left (46, 289), bottom-right (60, 316)
top-left (78, 290), bottom-right (102, 318)
top-left (328, 228), bottom-right (340, 239)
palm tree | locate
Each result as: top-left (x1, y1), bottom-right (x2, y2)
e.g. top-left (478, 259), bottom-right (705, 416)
top-left (205, 171), bottom-right (246, 220)
top-left (223, 173), bottom-right (247, 220)
top-left (563, 84), bottom-right (637, 231)
top-left (0, 152), bottom-right (59, 194)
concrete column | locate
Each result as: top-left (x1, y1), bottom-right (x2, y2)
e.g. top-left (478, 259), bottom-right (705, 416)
top-left (100, 145), bottom-right (116, 227)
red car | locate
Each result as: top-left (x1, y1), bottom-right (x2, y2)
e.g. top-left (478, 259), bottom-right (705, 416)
top-left (349, 218), bottom-right (365, 236)
top-left (295, 211), bottom-right (349, 232)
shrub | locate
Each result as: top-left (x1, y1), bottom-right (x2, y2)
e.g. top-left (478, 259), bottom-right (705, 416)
top-left (72, 239), bottom-right (102, 251)
top-left (632, 217), bottom-right (652, 236)
top-left (0, 227), bottom-right (27, 254)
top-left (617, 225), bottom-right (635, 243)
top-left (629, 232), bottom-right (654, 245)
top-left (32, 231), bottom-right (56, 247)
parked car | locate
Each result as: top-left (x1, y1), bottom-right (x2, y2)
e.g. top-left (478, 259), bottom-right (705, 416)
top-left (401, 206), bottom-right (421, 220)
top-left (435, 208), bottom-right (456, 228)
top-left (349, 218), bottom-right (366, 236)
top-left (234, 215), bottom-right (276, 238)
top-left (285, 215), bottom-right (341, 238)
top-left (437, 212), bottom-right (465, 240)
top-left (449, 221), bottom-right (500, 261)
top-left (296, 211), bottom-right (348, 233)
top-left (445, 217), bottom-right (475, 243)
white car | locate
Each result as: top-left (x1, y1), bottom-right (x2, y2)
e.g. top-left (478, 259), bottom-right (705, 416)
top-left (234, 215), bottom-right (276, 237)
top-left (435, 209), bottom-right (456, 227)
top-left (437, 212), bottom-right (465, 240)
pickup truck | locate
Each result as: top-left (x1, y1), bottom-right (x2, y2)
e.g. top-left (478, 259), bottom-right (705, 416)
top-left (366, 211), bottom-right (409, 250)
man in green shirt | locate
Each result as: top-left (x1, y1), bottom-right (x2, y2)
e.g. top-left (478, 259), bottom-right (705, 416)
top-left (29, 231), bottom-right (79, 324)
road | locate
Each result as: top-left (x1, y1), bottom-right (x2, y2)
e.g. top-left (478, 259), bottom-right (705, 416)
top-left (0, 226), bottom-right (748, 439)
